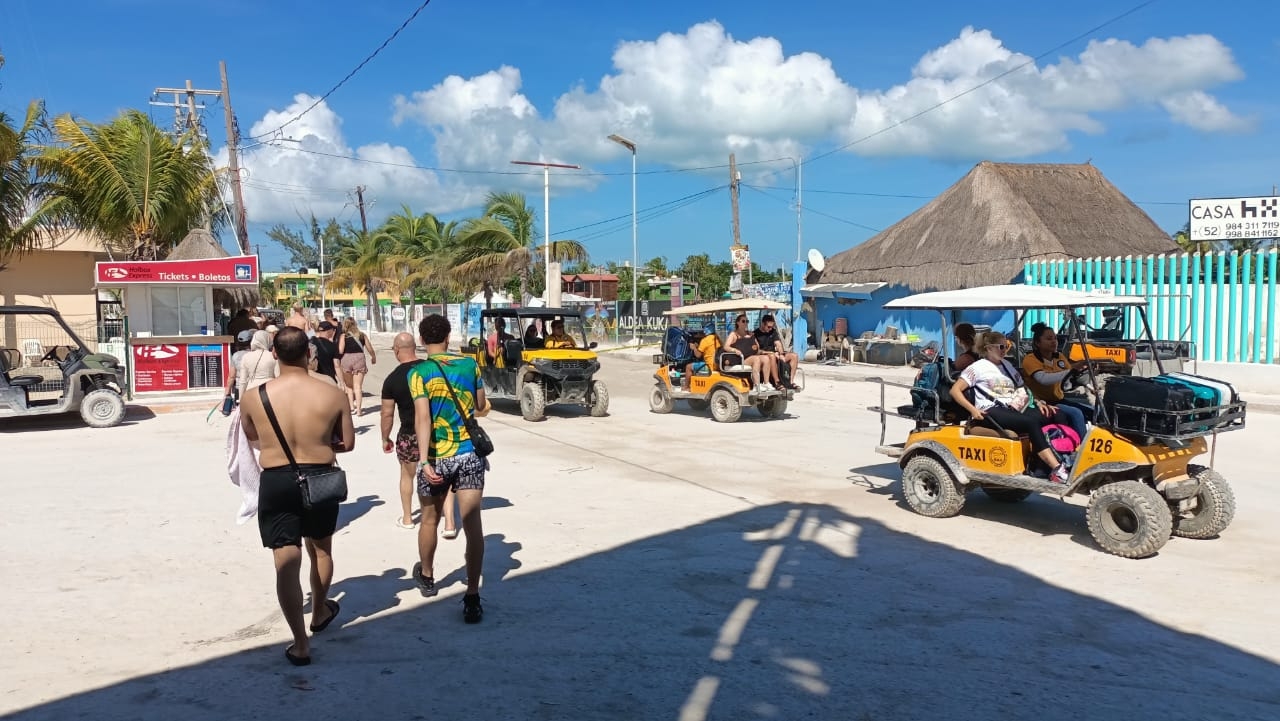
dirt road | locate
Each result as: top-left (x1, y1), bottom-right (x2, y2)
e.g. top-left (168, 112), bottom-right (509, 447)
top-left (2, 353), bottom-right (1277, 720)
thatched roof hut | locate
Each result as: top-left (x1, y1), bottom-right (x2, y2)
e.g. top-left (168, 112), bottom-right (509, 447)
top-left (165, 229), bottom-right (259, 308)
top-left (818, 161), bottom-right (1177, 292)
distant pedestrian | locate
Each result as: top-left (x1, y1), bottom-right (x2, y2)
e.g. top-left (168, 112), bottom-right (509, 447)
top-left (339, 317), bottom-right (376, 416)
top-left (239, 327), bottom-right (355, 665)
top-left (410, 314), bottom-right (490, 623)
top-left (310, 321), bottom-right (341, 385)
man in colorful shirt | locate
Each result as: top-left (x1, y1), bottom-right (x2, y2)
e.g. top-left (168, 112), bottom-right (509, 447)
top-left (408, 314), bottom-right (490, 623)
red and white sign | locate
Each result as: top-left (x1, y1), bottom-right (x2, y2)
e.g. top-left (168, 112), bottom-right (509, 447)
top-left (96, 255), bottom-right (259, 285)
top-left (133, 344), bottom-right (188, 392)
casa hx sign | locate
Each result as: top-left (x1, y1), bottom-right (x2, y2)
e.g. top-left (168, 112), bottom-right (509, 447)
top-left (1189, 196), bottom-right (1280, 242)
top-left (96, 256), bottom-right (259, 285)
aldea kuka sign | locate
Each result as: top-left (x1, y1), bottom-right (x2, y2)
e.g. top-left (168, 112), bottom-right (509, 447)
top-left (1189, 196), bottom-right (1280, 242)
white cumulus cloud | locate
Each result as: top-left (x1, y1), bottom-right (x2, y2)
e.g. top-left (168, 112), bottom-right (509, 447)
top-left (216, 94), bottom-right (483, 224)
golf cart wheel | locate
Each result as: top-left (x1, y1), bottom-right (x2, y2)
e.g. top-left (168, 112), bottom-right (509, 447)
top-left (649, 384), bottom-right (674, 414)
top-left (709, 388), bottom-right (742, 423)
top-left (81, 388), bottom-right (126, 428)
top-left (901, 455), bottom-right (966, 518)
top-left (759, 396), bottom-right (788, 419)
top-left (588, 380), bottom-right (610, 417)
top-left (1085, 480), bottom-right (1173, 558)
top-left (520, 382), bottom-right (546, 422)
top-left (1172, 465), bottom-right (1236, 540)
top-left (981, 487), bottom-right (1032, 503)
top-left (686, 398), bottom-right (709, 411)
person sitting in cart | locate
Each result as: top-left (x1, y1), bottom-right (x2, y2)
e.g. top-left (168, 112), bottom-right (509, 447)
top-left (684, 324), bottom-right (721, 382)
top-left (523, 321), bottom-right (544, 349)
top-left (727, 314), bottom-right (776, 393)
top-left (1022, 322), bottom-right (1091, 440)
top-left (950, 331), bottom-right (1075, 483)
top-left (544, 319), bottom-right (576, 349)
top-left (487, 318), bottom-right (515, 361)
top-left (952, 323), bottom-right (980, 371)
top-left (754, 314), bottom-right (799, 390)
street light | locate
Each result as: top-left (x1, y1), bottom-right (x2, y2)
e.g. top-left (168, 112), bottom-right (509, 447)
top-left (511, 160), bottom-right (581, 307)
top-left (608, 134), bottom-right (638, 345)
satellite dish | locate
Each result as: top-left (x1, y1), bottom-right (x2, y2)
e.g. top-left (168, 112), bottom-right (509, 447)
top-left (807, 248), bottom-right (826, 272)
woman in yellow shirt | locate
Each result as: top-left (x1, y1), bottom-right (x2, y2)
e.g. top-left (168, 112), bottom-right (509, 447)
top-left (1021, 323), bottom-right (1089, 441)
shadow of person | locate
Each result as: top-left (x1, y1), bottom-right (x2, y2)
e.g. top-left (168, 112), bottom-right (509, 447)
top-left (316, 567), bottom-right (408, 629)
top-left (334, 494), bottom-right (384, 533)
top-left (482, 496), bottom-right (514, 511)
top-left (436, 532), bottom-right (523, 592)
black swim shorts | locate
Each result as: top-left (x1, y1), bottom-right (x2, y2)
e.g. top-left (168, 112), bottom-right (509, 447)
top-left (258, 464), bottom-right (341, 548)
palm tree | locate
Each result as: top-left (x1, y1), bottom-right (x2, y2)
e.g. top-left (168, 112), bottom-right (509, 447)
top-left (0, 66), bottom-right (63, 270)
top-left (37, 110), bottom-right (221, 260)
top-left (452, 191), bottom-right (588, 306)
top-left (381, 205), bottom-right (463, 303)
top-left (329, 229), bottom-right (397, 332)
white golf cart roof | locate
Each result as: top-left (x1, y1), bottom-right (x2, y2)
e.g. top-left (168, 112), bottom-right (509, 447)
top-left (662, 298), bottom-right (790, 316)
top-left (883, 285), bottom-right (1147, 311)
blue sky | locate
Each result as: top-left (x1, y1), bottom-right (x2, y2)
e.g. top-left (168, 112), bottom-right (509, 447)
top-left (3, 0), bottom-right (1278, 273)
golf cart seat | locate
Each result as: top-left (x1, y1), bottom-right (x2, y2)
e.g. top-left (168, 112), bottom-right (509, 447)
top-left (717, 350), bottom-right (748, 374)
top-left (964, 422), bottom-right (1020, 440)
top-left (0, 349), bottom-right (43, 388)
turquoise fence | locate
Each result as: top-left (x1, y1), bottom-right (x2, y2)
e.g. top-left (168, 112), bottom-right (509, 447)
top-left (1023, 250), bottom-right (1280, 364)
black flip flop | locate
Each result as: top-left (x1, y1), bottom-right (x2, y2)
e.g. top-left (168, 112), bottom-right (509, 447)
top-left (309, 599), bottom-right (341, 634)
top-left (285, 645), bottom-right (312, 666)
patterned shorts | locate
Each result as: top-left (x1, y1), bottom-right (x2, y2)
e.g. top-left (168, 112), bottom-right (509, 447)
top-left (417, 452), bottom-right (487, 498)
top-left (395, 431), bottom-right (419, 464)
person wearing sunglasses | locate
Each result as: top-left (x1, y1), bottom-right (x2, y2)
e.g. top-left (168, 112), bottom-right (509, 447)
top-left (950, 331), bottom-right (1073, 483)
top-left (726, 314), bottom-right (776, 393)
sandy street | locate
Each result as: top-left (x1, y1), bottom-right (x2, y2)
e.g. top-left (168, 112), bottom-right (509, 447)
top-left (1, 352), bottom-right (1278, 721)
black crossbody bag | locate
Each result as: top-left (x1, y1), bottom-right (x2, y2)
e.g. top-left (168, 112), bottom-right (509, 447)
top-left (258, 384), bottom-right (349, 509)
top-left (428, 358), bottom-right (494, 458)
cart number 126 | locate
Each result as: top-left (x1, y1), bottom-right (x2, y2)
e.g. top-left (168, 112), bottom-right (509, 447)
top-left (1089, 438), bottom-right (1113, 454)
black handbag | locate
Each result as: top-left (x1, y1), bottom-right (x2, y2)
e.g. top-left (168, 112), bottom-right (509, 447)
top-left (257, 384), bottom-right (349, 509)
top-left (428, 359), bottom-right (494, 458)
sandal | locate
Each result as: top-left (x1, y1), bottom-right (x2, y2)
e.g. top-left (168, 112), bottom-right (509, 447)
top-left (396, 518), bottom-right (416, 530)
top-left (285, 645), bottom-right (311, 666)
top-left (309, 599), bottom-right (341, 634)
top-left (442, 528), bottom-right (459, 540)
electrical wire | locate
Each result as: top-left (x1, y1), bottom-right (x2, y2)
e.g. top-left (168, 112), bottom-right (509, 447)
top-left (742, 184), bottom-right (880, 233)
top-left (252, 141), bottom-right (790, 178)
top-left (248, 0), bottom-right (436, 141)
top-left (575, 186), bottom-right (726, 243)
top-left (558, 185), bottom-right (728, 235)
top-left (802, 0), bottom-right (1160, 166)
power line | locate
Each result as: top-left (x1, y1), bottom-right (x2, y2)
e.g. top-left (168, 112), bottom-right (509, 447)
top-left (248, 0), bottom-right (436, 141)
top-left (803, 0), bottom-right (1159, 166)
top-left (743, 184), bottom-right (880, 233)
top-left (559, 185), bottom-right (727, 235)
top-left (576, 187), bottom-right (727, 243)
top-left (250, 141), bottom-right (789, 178)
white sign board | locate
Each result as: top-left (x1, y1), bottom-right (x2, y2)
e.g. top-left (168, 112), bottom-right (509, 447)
top-left (1190, 196), bottom-right (1280, 242)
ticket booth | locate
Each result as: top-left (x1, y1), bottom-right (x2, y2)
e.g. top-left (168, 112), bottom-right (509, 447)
top-left (94, 255), bottom-right (259, 396)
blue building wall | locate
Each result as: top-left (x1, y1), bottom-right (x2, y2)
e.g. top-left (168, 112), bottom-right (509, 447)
top-left (813, 283), bottom-right (1016, 356)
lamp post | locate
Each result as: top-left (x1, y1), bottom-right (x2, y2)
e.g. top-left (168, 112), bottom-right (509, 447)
top-left (608, 134), bottom-right (638, 345)
top-left (511, 160), bottom-right (581, 307)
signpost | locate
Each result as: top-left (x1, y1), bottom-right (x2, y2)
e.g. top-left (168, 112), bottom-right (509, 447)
top-left (1190, 196), bottom-right (1280, 242)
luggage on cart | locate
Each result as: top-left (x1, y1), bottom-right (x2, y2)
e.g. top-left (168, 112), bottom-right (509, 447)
top-left (1102, 375), bottom-right (1196, 435)
top-left (1153, 372), bottom-right (1239, 430)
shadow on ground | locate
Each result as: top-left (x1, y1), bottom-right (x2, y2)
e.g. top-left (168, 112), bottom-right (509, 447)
top-left (0, 405), bottom-right (156, 433)
top-left (7, 503), bottom-right (1278, 721)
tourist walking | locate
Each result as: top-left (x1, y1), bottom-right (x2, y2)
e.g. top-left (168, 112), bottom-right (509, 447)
top-left (239, 327), bottom-right (355, 665)
top-left (339, 317), bottom-right (376, 416)
top-left (409, 314), bottom-right (490, 623)
top-left (380, 333), bottom-right (424, 530)
top-left (309, 321), bottom-right (341, 386)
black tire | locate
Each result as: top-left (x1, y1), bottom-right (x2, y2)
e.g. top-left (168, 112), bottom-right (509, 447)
top-left (981, 487), bottom-right (1032, 503)
top-left (758, 396), bottom-right (788, 419)
top-left (80, 388), bottom-right (126, 428)
top-left (901, 455), bottom-right (966, 518)
top-left (1173, 465), bottom-right (1236, 539)
top-left (588, 381), bottom-right (610, 417)
top-left (649, 384), bottom-right (674, 414)
top-left (1085, 481), bottom-right (1173, 558)
top-left (686, 398), bottom-right (709, 412)
top-left (519, 382), bottom-right (546, 422)
top-left (709, 388), bottom-right (742, 423)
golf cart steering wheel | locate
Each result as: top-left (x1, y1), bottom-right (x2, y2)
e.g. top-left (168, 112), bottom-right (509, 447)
top-left (1062, 366), bottom-right (1092, 394)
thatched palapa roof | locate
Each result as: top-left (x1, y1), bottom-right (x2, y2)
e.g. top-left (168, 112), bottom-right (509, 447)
top-left (166, 228), bottom-right (259, 307)
top-left (818, 161), bottom-right (1177, 292)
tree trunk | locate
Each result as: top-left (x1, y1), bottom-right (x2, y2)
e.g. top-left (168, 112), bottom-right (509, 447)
top-left (367, 287), bottom-right (385, 332)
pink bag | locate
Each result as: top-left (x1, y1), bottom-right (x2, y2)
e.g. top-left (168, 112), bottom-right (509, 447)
top-left (1044, 424), bottom-right (1081, 453)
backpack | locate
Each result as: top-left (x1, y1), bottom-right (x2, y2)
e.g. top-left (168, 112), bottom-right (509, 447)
top-left (1044, 424), bottom-right (1081, 453)
top-left (663, 327), bottom-right (693, 365)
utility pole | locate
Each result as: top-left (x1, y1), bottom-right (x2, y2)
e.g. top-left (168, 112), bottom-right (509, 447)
top-left (355, 185), bottom-right (370, 235)
top-left (729, 153), bottom-right (741, 247)
top-left (220, 62), bottom-right (249, 255)
top-left (153, 61), bottom-right (250, 255)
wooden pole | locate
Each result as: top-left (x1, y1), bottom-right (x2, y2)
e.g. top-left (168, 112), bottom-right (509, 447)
top-left (219, 61), bottom-right (250, 255)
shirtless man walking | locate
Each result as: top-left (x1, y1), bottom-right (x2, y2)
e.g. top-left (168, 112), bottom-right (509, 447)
top-left (240, 326), bottom-right (355, 665)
